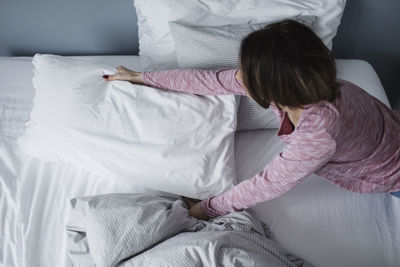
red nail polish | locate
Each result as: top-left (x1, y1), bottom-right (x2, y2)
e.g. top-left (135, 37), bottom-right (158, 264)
top-left (103, 75), bottom-right (109, 79)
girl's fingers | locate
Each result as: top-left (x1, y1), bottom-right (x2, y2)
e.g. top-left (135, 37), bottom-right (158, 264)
top-left (181, 196), bottom-right (202, 209)
top-left (103, 66), bottom-right (134, 81)
top-left (102, 67), bottom-right (122, 81)
top-left (181, 196), bottom-right (195, 207)
top-left (181, 196), bottom-right (192, 203)
top-left (116, 65), bottom-right (126, 71)
top-left (186, 197), bottom-right (201, 203)
top-left (103, 74), bottom-right (111, 80)
top-left (103, 72), bottom-right (123, 81)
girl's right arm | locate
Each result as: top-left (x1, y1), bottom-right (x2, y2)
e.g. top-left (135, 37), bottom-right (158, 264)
top-left (199, 119), bottom-right (337, 218)
top-left (104, 66), bottom-right (247, 96)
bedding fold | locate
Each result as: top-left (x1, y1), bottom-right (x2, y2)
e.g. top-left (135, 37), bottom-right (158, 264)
top-left (66, 193), bottom-right (312, 267)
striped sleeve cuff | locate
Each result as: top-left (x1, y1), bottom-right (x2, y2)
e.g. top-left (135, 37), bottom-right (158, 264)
top-left (142, 71), bottom-right (151, 86)
top-left (199, 197), bottom-right (222, 218)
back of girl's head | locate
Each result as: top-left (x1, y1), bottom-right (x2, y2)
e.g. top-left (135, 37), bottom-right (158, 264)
top-left (239, 19), bottom-right (340, 109)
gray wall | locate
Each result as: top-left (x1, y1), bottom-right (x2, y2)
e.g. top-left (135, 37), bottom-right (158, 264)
top-left (0, 0), bottom-right (399, 108)
top-left (0, 0), bottom-right (139, 56)
top-left (332, 0), bottom-right (400, 109)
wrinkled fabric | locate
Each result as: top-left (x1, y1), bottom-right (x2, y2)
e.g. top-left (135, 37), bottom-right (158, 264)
top-left (66, 193), bottom-right (312, 267)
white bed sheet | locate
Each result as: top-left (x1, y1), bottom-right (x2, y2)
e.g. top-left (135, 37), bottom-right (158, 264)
top-left (1, 56), bottom-right (155, 267)
top-left (0, 56), bottom-right (399, 267)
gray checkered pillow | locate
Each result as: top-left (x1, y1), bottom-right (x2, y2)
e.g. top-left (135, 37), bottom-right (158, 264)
top-left (169, 18), bottom-right (315, 130)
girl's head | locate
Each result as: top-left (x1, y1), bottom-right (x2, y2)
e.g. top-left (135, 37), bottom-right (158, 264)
top-left (239, 19), bottom-right (340, 109)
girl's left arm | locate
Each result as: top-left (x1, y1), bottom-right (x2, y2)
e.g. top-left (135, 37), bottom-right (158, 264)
top-left (142, 68), bottom-right (247, 96)
top-left (199, 126), bottom-right (337, 218)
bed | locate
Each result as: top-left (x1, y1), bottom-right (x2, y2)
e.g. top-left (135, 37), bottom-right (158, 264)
top-left (2, 0), bottom-right (400, 266)
top-left (1, 54), bottom-right (399, 267)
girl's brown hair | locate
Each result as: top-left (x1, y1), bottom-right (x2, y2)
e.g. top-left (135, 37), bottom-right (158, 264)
top-left (239, 19), bottom-right (340, 109)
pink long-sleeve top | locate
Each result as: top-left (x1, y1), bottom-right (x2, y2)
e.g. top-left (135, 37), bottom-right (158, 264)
top-left (143, 69), bottom-right (400, 218)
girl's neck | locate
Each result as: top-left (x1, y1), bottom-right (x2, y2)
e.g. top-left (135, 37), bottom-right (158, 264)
top-left (272, 102), bottom-right (303, 128)
top-left (286, 108), bottom-right (303, 128)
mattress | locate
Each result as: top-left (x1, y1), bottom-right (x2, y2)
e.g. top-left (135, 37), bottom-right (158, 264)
top-left (0, 55), bottom-right (399, 267)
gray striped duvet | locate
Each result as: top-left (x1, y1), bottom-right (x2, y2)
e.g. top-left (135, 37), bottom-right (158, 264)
top-left (66, 193), bottom-right (312, 267)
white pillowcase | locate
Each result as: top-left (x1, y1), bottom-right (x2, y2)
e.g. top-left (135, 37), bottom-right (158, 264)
top-left (19, 54), bottom-right (238, 199)
top-left (133, 0), bottom-right (346, 71)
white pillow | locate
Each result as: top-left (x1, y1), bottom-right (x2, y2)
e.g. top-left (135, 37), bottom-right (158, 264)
top-left (168, 20), bottom-right (314, 131)
top-left (133, 0), bottom-right (346, 71)
top-left (19, 54), bottom-right (238, 199)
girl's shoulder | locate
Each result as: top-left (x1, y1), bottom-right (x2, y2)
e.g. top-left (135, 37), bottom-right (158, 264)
top-left (298, 101), bottom-right (339, 133)
top-left (297, 79), bottom-right (360, 132)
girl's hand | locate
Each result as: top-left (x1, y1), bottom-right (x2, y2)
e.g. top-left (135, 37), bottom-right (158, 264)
top-left (181, 196), bottom-right (210, 221)
top-left (103, 65), bottom-right (144, 85)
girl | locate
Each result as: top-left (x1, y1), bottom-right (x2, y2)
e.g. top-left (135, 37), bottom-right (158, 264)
top-left (104, 20), bottom-right (400, 220)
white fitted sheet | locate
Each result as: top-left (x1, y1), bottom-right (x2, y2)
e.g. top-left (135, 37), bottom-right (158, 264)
top-left (0, 56), bottom-right (399, 267)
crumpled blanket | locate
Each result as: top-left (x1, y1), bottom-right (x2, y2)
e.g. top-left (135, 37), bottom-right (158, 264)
top-left (66, 193), bottom-right (313, 267)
